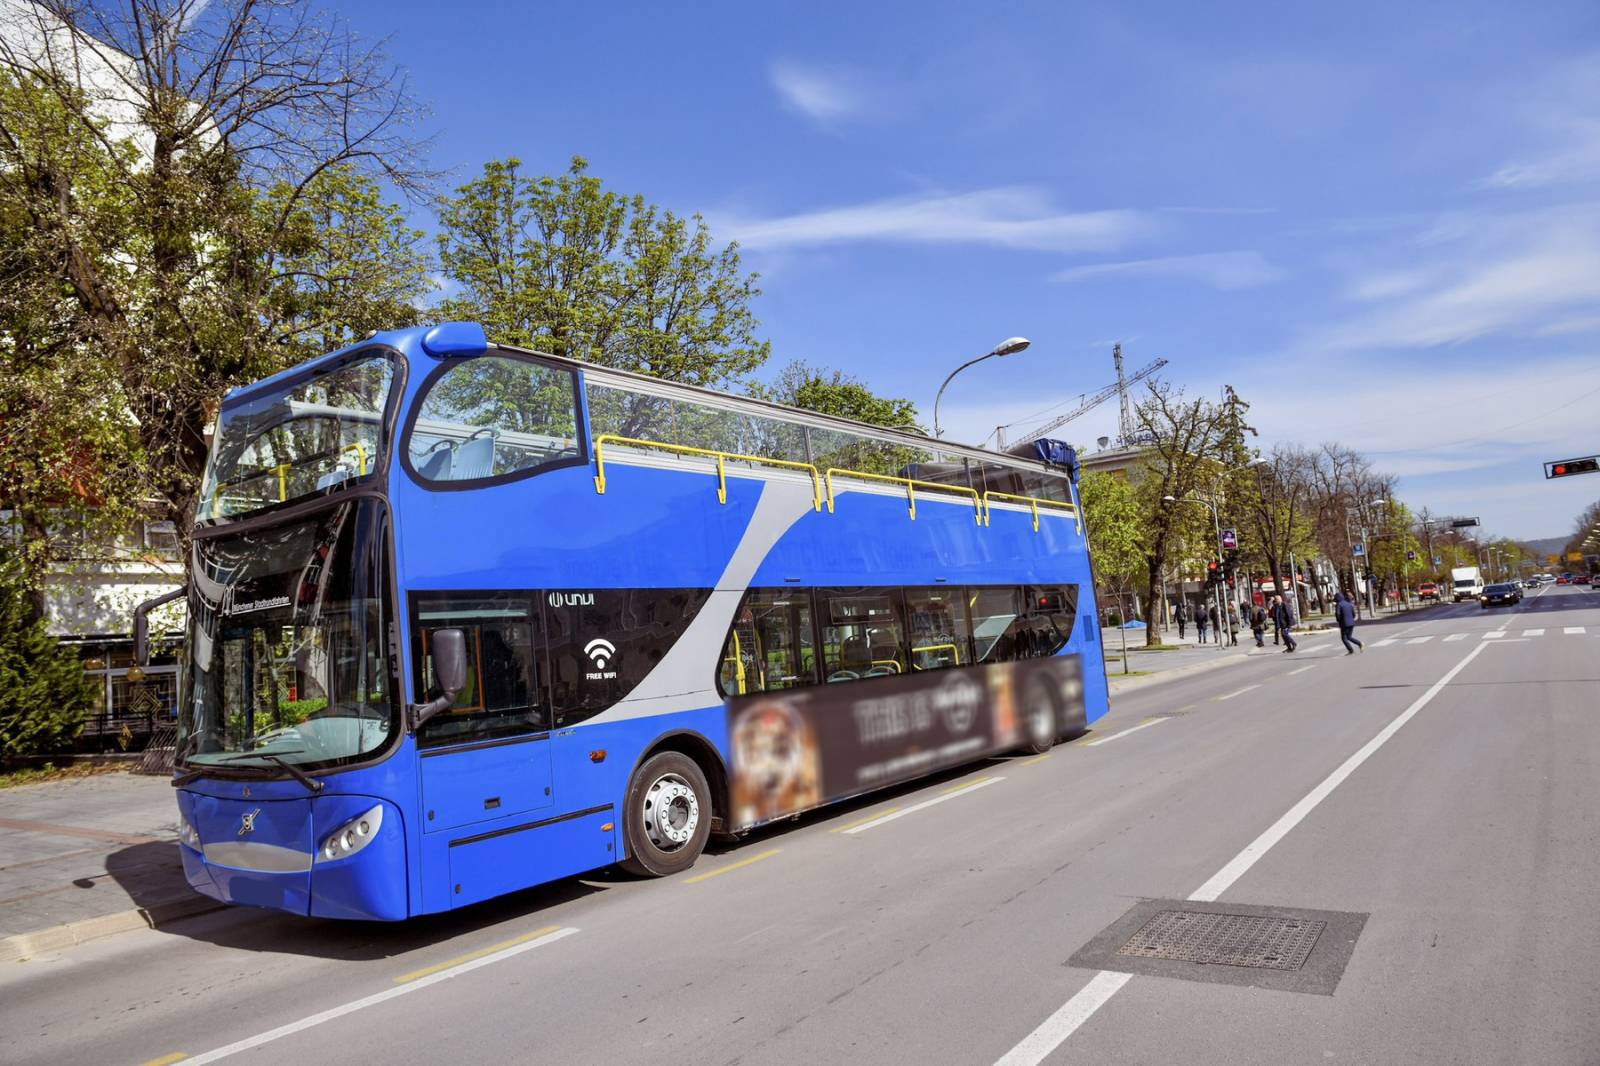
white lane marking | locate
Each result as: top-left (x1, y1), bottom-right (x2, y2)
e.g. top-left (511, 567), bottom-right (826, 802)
top-left (1484, 631), bottom-right (1506, 639)
top-left (1215, 684), bottom-right (1261, 701)
top-left (996, 640), bottom-right (1491, 1066)
top-left (1082, 718), bottom-right (1169, 747)
top-left (1287, 665), bottom-right (1317, 676)
top-left (1406, 636), bottom-right (1433, 645)
top-left (1523, 629), bottom-right (1545, 637)
top-left (1565, 626), bottom-right (1587, 635)
top-left (1443, 633), bottom-right (1467, 642)
top-left (1373, 638), bottom-right (1398, 647)
top-left (179, 927), bottom-right (580, 1064)
top-left (842, 776), bottom-right (1004, 834)
top-left (993, 971), bottom-right (1134, 1066)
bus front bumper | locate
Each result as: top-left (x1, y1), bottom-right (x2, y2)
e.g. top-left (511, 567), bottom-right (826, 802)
top-left (176, 790), bottom-right (410, 921)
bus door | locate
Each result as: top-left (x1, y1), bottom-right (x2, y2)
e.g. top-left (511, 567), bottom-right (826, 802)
top-left (413, 595), bottom-right (554, 836)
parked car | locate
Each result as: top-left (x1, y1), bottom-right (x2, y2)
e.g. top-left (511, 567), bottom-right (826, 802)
top-left (1417, 582), bottom-right (1439, 601)
top-left (1480, 583), bottom-right (1521, 607)
top-left (1522, 578), bottom-right (1539, 589)
top-left (1556, 576), bottom-right (1570, 585)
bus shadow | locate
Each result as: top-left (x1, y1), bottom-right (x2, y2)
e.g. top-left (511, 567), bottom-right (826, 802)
top-left (105, 843), bottom-right (614, 963)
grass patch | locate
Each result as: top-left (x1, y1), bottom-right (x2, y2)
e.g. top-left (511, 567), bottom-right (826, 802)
top-left (1129, 643), bottom-right (1183, 652)
top-left (1109, 669), bottom-right (1155, 678)
top-left (0, 761), bottom-right (129, 789)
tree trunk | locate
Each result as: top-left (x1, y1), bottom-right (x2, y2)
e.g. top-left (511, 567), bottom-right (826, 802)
top-left (1143, 552), bottom-right (1166, 647)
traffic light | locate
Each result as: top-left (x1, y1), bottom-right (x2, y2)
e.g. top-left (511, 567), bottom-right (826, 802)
top-left (1206, 559), bottom-right (1222, 585)
top-left (1545, 456), bottom-right (1600, 479)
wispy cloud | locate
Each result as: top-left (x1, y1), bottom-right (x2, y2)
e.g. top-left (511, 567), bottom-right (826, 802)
top-left (712, 188), bottom-right (1155, 254)
top-left (1053, 250), bottom-right (1284, 290)
top-left (1308, 206), bottom-right (1600, 351)
top-left (1478, 56), bottom-right (1600, 190)
top-left (769, 61), bottom-right (871, 126)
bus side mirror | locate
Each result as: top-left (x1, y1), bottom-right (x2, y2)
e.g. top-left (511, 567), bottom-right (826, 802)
top-left (412, 629), bottom-right (468, 729)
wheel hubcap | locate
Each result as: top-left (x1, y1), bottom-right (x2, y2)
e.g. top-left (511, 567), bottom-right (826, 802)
top-left (642, 773), bottom-right (699, 852)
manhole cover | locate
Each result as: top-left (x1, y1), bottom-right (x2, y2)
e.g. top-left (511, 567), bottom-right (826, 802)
top-left (1116, 910), bottom-right (1325, 970)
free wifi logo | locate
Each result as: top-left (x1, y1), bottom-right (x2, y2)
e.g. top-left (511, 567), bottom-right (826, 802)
top-left (584, 638), bottom-right (618, 670)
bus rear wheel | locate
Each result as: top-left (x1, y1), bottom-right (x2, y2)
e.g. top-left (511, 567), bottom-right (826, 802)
top-left (1019, 677), bottom-right (1056, 755)
top-left (619, 751), bottom-right (712, 877)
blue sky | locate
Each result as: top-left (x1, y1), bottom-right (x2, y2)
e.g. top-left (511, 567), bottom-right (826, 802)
top-left (342, 0), bottom-right (1600, 541)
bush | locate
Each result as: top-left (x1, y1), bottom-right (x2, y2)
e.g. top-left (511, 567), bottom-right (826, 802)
top-left (0, 562), bottom-right (98, 758)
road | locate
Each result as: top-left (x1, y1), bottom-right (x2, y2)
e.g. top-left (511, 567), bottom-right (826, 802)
top-left (4, 584), bottom-right (1598, 1065)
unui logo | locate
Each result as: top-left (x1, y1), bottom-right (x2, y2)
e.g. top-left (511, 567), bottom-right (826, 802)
top-left (584, 638), bottom-right (618, 669)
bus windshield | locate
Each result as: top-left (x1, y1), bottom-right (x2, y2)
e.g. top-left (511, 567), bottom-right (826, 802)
top-left (179, 498), bottom-right (396, 773)
top-left (200, 353), bottom-right (394, 520)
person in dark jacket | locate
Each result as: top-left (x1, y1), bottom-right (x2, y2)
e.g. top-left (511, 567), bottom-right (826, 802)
top-left (1272, 595), bottom-right (1298, 652)
top-left (1195, 604), bottom-right (1208, 644)
top-left (1226, 605), bottom-right (1240, 646)
top-left (1175, 601), bottom-right (1188, 640)
top-left (1207, 603), bottom-right (1220, 643)
top-left (1250, 603), bottom-right (1267, 647)
top-left (1335, 590), bottom-right (1363, 654)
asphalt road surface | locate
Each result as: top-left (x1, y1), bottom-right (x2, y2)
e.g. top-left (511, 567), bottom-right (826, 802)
top-left (4, 584), bottom-right (1598, 1066)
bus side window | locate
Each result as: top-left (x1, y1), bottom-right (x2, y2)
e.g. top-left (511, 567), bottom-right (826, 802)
top-left (716, 590), bottom-right (819, 697)
top-left (904, 587), bottom-right (971, 669)
top-left (414, 594), bottom-right (546, 748)
top-left (547, 588), bottom-right (713, 726)
top-left (819, 588), bottom-right (907, 682)
top-left (1025, 585), bottom-right (1080, 655)
top-left (969, 586), bottom-right (1026, 663)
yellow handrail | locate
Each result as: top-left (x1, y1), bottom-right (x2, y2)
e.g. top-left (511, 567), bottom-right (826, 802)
top-left (982, 491), bottom-right (1081, 533)
top-left (911, 642), bottom-right (961, 667)
top-left (825, 468), bottom-right (983, 524)
top-left (592, 435), bottom-right (823, 511)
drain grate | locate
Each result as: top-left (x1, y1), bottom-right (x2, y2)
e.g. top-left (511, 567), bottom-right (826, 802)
top-left (1116, 910), bottom-right (1325, 970)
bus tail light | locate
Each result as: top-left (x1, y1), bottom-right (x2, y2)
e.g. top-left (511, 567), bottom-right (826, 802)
top-left (318, 804), bottom-right (384, 863)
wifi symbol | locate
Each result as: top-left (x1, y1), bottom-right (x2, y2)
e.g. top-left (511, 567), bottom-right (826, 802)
top-left (584, 638), bottom-right (618, 669)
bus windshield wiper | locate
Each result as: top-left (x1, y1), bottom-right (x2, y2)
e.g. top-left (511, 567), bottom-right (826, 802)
top-left (212, 750), bottom-right (325, 793)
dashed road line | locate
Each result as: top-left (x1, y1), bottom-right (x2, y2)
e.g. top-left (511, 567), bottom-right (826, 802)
top-left (174, 926), bottom-right (579, 1064)
top-left (1484, 631), bottom-right (1506, 639)
top-left (1406, 636), bottom-right (1433, 645)
top-left (1083, 719), bottom-right (1168, 748)
top-left (1287, 664), bottom-right (1317, 676)
top-left (842, 777), bottom-right (1004, 835)
top-left (1565, 626), bottom-right (1586, 635)
top-left (685, 849), bottom-right (783, 883)
top-left (1215, 684), bottom-right (1261, 701)
top-left (1373, 639), bottom-right (1398, 647)
top-left (1444, 633), bottom-right (1467, 642)
top-left (1523, 628), bottom-right (1545, 637)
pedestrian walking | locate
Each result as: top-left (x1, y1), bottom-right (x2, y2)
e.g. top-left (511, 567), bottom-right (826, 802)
top-left (1250, 603), bottom-right (1267, 647)
top-left (1208, 604), bottom-right (1220, 644)
top-left (1175, 601), bottom-right (1188, 640)
top-left (1272, 595), bottom-right (1298, 653)
top-left (1227, 605), bottom-right (1240, 646)
top-left (1335, 590), bottom-right (1364, 655)
top-left (1195, 605), bottom-right (1208, 644)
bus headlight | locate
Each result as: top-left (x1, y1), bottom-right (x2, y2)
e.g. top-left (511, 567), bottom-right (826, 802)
top-left (178, 816), bottom-right (201, 850)
top-left (317, 804), bottom-right (384, 863)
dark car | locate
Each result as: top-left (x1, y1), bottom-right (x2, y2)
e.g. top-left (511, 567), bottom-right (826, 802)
top-left (1480, 583), bottom-right (1521, 607)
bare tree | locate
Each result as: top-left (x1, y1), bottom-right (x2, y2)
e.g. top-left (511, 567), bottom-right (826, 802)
top-left (0, 0), bottom-right (432, 532)
top-left (1132, 383), bottom-right (1231, 647)
top-left (1245, 444), bottom-right (1315, 611)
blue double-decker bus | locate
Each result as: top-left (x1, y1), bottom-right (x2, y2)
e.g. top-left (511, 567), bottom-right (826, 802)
top-left (157, 322), bottom-right (1109, 919)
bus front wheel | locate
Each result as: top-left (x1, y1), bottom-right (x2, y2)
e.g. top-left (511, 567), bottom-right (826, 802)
top-left (619, 751), bottom-right (712, 877)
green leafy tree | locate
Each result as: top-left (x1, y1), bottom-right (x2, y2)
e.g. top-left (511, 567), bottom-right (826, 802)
top-left (1079, 471), bottom-right (1145, 614)
top-left (0, 554), bottom-right (97, 757)
top-left (436, 157), bottom-right (769, 388)
top-left (760, 361), bottom-right (920, 428)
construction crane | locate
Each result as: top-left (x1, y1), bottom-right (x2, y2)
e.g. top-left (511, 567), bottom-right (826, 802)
top-left (1001, 344), bottom-right (1167, 447)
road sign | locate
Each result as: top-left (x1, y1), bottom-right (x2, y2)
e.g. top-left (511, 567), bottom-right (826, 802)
top-left (1352, 543), bottom-right (1365, 557)
top-left (1450, 518), bottom-right (1479, 528)
top-left (1220, 528), bottom-right (1238, 550)
top-left (1550, 555), bottom-right (1562, 565)
top-left (1568, 552), bottom-right (1585, 563)
top-left (1545, 456), bottom-right (1600, 479)
top-left (1406, 550), bottom-right (1416, 561)
top-left (1432, 556), bottom-right (1442, 566)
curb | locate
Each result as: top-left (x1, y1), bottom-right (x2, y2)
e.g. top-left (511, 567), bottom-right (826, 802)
top-left (0, 894), bottom-right (225, 964)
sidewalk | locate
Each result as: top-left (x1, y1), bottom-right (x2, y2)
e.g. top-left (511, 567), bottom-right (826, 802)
top-left (1099, 621), bottom-right (1336, 696)
top-left (0, 771), bottom-right (214, 962)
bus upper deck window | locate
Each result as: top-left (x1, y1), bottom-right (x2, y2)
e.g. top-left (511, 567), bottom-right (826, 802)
top-left (407, 355), bottom-right (584, 484)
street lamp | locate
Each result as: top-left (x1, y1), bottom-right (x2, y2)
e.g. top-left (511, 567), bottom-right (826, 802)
top-left (932, 336), bottom-right (1031, 439)
top-left (1164, 493), bottom-right (1227, 651)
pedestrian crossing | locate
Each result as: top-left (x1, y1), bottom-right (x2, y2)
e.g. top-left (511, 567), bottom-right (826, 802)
top-left (1359, 626), bottom-right (1584, 650)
